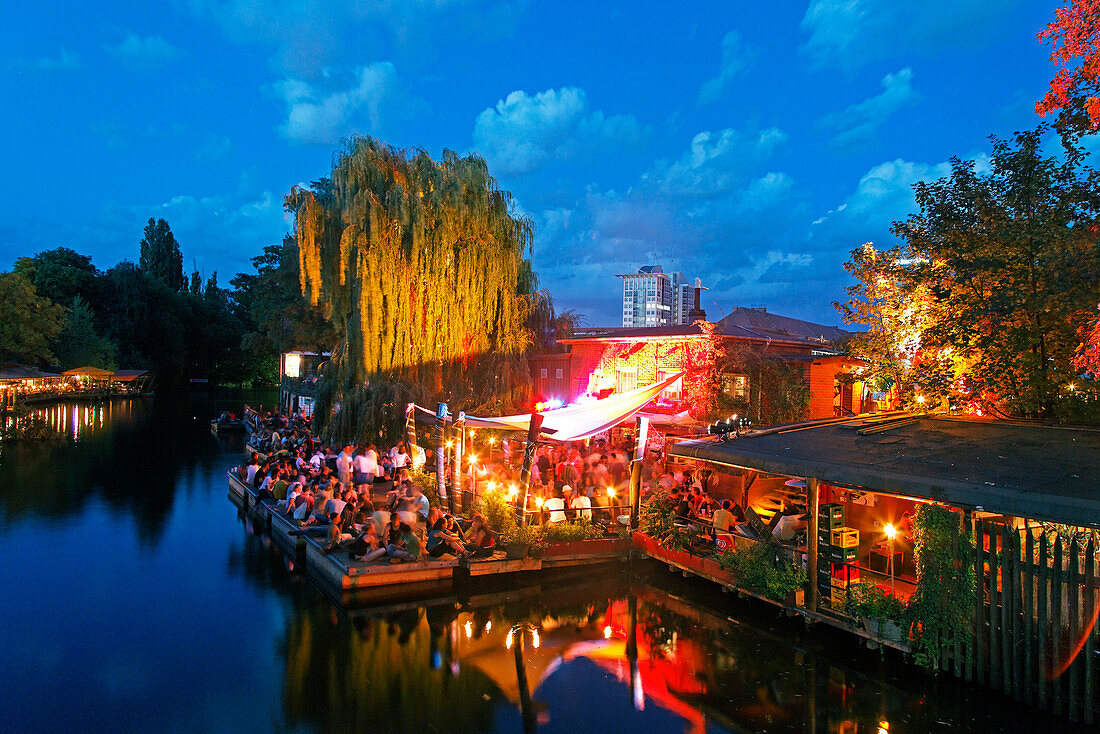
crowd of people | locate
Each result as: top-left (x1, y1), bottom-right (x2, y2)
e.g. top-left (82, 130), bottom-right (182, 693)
top-left (239, 407), bottom-right (505, 564)
top-left (236, 406), bottom-right (745, 565)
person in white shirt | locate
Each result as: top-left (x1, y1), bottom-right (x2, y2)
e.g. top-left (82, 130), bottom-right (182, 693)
top-left (570, 493), bottom-right (592, 520)
top-left (309, 450), bottom-right (324, 473)
top-left (336, 444), bottom-right (353, 488)
top-left (391, 443), bottom-right (409, 471)
top-left (365, 444), bottom-right (381, 479)
top-left (545, 491), bottom-right (567, 523)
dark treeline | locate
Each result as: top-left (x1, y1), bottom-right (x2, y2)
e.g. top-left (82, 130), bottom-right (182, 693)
top-left (1, 218), bottom-right (333, 389)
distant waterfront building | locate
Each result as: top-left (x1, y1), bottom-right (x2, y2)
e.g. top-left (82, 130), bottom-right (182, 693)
top-left (617, 266), bottom-right (702, 327)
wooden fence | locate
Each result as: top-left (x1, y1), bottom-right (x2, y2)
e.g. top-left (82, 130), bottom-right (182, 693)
top-left (949, 521), bottom-right (1099, 723)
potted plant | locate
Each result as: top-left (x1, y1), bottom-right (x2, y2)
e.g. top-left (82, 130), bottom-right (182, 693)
top-left (843, 583), bottom-right (907, 641)
top-left (503, 523), bottom-right (539, 559)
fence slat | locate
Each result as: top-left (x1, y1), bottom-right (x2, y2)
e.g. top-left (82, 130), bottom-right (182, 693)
top-left (967, 512), bottom-right (977, 683)
top-left (1001, 524), bottom-right (1012, 697)
top-left (1069, 535), bottom-right (1081, 722)
top-left (1085, 534), bottom-right (1096, 725)
top-left (1053, 535), bottom-right (1064, 717)
top-left (1039, 532), bottom-right (1049, 710)
top-left (1024, 527), bottom-right (1034, 705)
top-left (1010, 527), bottom-right (1021, 701)
top-left (991, 524), bottom-right (1001, 690)
top-left (977, 520), bottom-right (989, 685)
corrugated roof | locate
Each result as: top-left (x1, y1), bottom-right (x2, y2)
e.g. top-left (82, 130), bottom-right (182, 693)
top-left (717, 307), bottom-right (851, 343)
top-left (669, 416), bottom-right (1100, 527)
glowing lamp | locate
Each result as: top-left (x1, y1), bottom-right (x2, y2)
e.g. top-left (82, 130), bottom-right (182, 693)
top-left (535, 497), bottom-right (545, 508)
top-left (506, 629), bottom-right (513, 650)
top-left (916, 395), bottom-right (926, 404)
top-left (484, 621), bottom-right (492, 633)
top-left (603, 625), bottom-right (612, 639)
top-left (284, 353), bottom-right (301, 378)
top-left (467, 454), bottom-right (477, 463)
top-left (531, 629), bottom-right (540, 649)
top-left (489, 438), bottom-right (496, 445)
top-left (463, 620), bottom-right (472, 639)
top-left (607, 488), bottom-right (616, 498)
top-left (884, 523), bottom-right (897, 540)
top-left (446, 441), bottom-right (453, 448)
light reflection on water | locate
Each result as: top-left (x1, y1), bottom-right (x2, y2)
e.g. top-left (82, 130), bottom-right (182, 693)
top-left (0, 397), bottom-right (1090, 734)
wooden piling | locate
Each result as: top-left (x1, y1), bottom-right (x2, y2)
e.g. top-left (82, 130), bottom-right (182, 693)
top-left (807, 477), bottom-right (820, 614)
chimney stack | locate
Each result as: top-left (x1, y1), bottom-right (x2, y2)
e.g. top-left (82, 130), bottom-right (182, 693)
top-left (688, 278), bottom-right (707, 323)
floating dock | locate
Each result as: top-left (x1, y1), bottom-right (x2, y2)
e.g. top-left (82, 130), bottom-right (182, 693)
top-left (227, 470), bottom-right (632, 599)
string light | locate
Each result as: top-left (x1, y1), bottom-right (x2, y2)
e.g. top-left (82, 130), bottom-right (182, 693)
top-left (463, 620), bottom-right (472, 639)
top-left (531, 629), bottom-right (540, 649)
top-left (484, 621), bottom-right (492, 633)
top-left (505, 629), bottom-right (513, 649)
top-left (603, 626), bottom-right (612, 639)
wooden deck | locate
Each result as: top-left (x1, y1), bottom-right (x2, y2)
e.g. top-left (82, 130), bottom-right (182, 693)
top-left (227, 470), bottom-right (631, 598)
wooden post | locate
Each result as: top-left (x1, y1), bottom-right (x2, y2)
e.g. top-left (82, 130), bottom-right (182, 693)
top-left (628, 415), bottom-right (648, 528)
top-left (1038, 531), bottom-right (1049, 710)
top-left (1053, 535), bottom-right (1064, 716)
top-left (1069, 535), bottom-right (1081, 722)
top-left (404, 402), bottom-right (417, 451)
top-left (452, 415), bottom-right (465, 513)
top-left (434, 403), bottom-right (450, 513)
top-left (807, 477), bottom-right (820, 614)
top-left (1085, 532), bottom-right (1096, 725)
top-left (517, 413), bottom-right (544, 526)
top-left (513, 628), bottom-right (537, 734)
top-left (1024, 525), bottom-right (1035, 704)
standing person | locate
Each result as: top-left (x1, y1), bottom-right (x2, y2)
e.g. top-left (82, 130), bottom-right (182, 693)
top-left (336, 444), bottom-right (354, 490)
top-left (365, 443), bottom-right (381, 482)
top-left (352, 446), bottom-right (372, 494)
top-left (391, 442), bottom-right (410, 475)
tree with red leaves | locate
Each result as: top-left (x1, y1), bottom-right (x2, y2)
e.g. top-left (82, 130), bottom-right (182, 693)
top-left (1075, 304), bottom-right (1100, 380)
top-left (1038, 0), bottom-right (1100, 132)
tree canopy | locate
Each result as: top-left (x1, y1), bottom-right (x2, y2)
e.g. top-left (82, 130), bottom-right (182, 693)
top-left (0, 272), bottom-right (66, 364)
top-left (286, 136), bottom-right (543, 441)
top-left (1038, 0), bottom-right (1100, 133)
top-left (838, 127), bottom-right (1100, 420)
top-left (139, 218), bottom-right (184, 292)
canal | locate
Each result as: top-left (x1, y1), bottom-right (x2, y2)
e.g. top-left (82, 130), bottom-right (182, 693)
top-left (0, 398), bottom-right (1086, 732)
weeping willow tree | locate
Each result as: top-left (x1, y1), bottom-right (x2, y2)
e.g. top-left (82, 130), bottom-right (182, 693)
top-left (286, 136), bottom-right (541, 443)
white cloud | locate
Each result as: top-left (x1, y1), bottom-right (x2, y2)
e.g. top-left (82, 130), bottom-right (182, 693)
top-left (9, 48), bottom-right (79, 73)
top-left (698, 30), bottom-right (749, 104)
top-left (649, 127), bottom-right (787, 198)
top-left (472, 87), bottom-right (646, 176)
top-left (190, 0), bottom-right (521, 75)
top-left (819, 67), bottom-right (919, 147)
top-left (108, 34), bottom-right (179, 70)
top-left (273, 62), bottom-right (427, 145)
top-left (800, 0), bottom-right (1021, 68)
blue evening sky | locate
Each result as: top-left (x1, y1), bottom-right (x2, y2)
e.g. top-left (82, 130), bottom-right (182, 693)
top-left (0, 0), bottom-right (1066, 326)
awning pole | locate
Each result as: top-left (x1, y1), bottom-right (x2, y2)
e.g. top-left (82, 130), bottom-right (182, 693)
top-left (629, 416), bottom-right (649, 528)
top-left (807, 476), bottom-right (820, 613)
top-left (518, 412), bottom-right (545, 526)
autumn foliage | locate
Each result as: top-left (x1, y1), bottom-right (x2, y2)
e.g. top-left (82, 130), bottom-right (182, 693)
top-left (1038, 0), bottom-right (1100, 130)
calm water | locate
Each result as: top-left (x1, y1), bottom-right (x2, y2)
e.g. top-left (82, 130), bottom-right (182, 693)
top-left (0, 398), bottom-right (1085, 733)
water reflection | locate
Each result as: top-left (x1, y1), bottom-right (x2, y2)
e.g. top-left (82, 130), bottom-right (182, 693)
top-left (0, 397), bottom-right (249, 544)
top-left (264, 556), bottom-right (1079, 734)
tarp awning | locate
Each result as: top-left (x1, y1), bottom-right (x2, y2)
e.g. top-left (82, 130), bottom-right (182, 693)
top-left (414, 371), bottom-right (684, 442)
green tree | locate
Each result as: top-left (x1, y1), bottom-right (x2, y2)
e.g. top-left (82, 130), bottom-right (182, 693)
top-left (0, 272), bottom-right (66, 364)
top-left (13, 247), bottom-right (100, 307)
top-left (139, 218), bottom-right (184, 291)
top-left (53, 296), bottom-right (117, 369)
top-left (842, 127), bottom-right (1100, 420)
top-left (285, 137), bottom-right (539, 441)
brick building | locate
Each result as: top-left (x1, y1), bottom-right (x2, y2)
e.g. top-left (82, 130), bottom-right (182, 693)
top-left (530, 307), bottom-right (892, 423)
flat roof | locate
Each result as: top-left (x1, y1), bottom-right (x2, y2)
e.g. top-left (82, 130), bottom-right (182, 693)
top-left (669, 415), bottom-right (1100, 527)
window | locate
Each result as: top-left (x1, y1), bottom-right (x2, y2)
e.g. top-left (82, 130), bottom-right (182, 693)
top-left (616, 367), bottom-right (637, 393)
top-left (722, 374), bottom-right (748, 400)
top-left (657, 369), bottom-right (682, 401)
top-left (540, 368), bottom-right (548, 379)
top-left (555, 368), bottom-right (563, 379)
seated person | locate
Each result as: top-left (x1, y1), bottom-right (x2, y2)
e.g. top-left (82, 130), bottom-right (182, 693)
top-left (674, 493), bottom-right (695, 525)
top-left (772, 512), bottom-right (806, 542)
top-left (387, 523), bottom-right (421, 563)
top-left (464, 513), bottom-right (501, 558)
top-left (544, 492), bottom-right (567, 524)
top-left (353, 523), bottom-right (388, 563)
top-left (426, 515), bottom-right (466, 558)
top-left (711, 500), bottom-right (736, 532)
top-left (570, 492), bottom-right (592, 520)
top-left (323, 512), bottom-right (357, 552)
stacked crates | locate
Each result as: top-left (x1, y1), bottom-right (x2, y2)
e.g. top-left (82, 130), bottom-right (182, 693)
top-left (816, 503), bottom-right (860, 608)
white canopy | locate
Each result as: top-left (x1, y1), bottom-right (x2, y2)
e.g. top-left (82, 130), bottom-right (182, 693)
top-left (413, 371), bottom-right (684, 442)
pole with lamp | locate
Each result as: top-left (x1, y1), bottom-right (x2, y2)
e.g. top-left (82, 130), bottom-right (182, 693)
top-left (884, 523), bottom-right (897, 596)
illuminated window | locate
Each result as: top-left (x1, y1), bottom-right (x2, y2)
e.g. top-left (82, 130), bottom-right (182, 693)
top-left (284, 353), bottom-right (302, 378)
top-left (616, 367), bottom-right (637, 393)
top-left (555, 368), bottom-right (563, 379)
top-left (540, 368), bottom-right (548, 379)
top-left (658, 369), bottom-right (682, 400)
top-left (722, 374), bottom-right (748, 400)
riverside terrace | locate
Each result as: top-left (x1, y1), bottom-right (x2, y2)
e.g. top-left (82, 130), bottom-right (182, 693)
top-left (660, 414), bottom-right (1100, 722)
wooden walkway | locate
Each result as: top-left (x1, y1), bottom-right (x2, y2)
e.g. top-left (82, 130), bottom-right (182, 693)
top-left (227, 470), bottom-right (631, 599)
